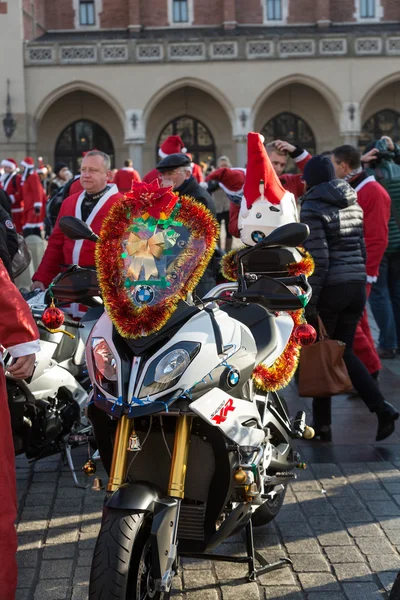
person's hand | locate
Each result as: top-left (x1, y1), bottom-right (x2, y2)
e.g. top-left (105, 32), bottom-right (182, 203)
top-left (274, 140), bottom-right (296, 154)
top-left (30, 281), bottom-right (45, 291)
top-left (361, 148), bottom-right (379, 164)
top-left (381, 135), bottom-right (395, 151)
top-left (7, 354), bottom-right (36, 379)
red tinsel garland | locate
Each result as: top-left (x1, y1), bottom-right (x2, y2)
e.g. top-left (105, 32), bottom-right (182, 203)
top-left (96, 193), bottom-right (219, 339)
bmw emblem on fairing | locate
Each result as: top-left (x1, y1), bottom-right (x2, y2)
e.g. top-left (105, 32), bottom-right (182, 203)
top-left (227, 368), bottom-right (240, 388)
top-left (251, 231), bottom-right (265, 243)
top-left (134, 285), bottom-right (155, 305)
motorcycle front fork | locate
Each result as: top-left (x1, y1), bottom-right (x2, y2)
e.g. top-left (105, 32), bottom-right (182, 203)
top-left (106, 414), bottom-right (193, 496)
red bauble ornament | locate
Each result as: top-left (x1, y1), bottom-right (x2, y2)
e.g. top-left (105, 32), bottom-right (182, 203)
top-left (294, 323), bottom-right (317, 347)
top-left (42, 301), bottom-right (64, 330)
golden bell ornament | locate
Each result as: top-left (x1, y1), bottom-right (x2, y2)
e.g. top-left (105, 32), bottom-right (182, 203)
top-left (233, 468), bottom-right (247, 485)
top-left (303, 426), bottom-right (315, 440)
top-left (82, 459), bottom-right (97, 476)
top-left (92, 477), bottom-right (104, 491)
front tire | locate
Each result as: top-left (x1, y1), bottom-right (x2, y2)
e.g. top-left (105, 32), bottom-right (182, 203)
top-left (251, 486), bottom-right (287, 527)
top-left (89, 508), bottom-right (170, 600)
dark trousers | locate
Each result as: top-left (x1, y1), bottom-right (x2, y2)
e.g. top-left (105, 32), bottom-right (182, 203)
top-left (369, 251), bottom-right (400, 351)
top-left (313, 282), bottom-right (387, 427)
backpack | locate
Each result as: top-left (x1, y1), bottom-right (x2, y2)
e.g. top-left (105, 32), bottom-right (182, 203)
top-left (11, 234), bottom-right (32, 278)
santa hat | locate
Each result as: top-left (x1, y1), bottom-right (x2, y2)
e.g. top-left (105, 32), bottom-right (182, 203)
top-left (205, 167), bottom-right (246, 195)
top-left (82, 148), bottom-right (100, 157)
top-left (36, 156), bottom-right (47, 174)
top-left (20, 156), bottom-right (35, 184)
top-left (158, 136), bottom-right (187, 159)
top-left (1, 158), bottom-right (17, 171)
top-left (238, 133), bottom-right (298, 246)
top-left (243, 133), bottom-right (286, 210)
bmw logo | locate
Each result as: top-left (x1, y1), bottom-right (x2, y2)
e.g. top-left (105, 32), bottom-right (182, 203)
top-left (227, 368), bottom-right (240, 388)
top-left (251, 231), bottom-right (265, 243)
top-left (134, 285), bottom-right (155, 305)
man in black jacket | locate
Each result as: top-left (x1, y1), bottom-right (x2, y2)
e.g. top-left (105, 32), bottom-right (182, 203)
top-left (0, 204), bottom-right (18, 277)
top-left (157, 153), bottom-right (217, 297)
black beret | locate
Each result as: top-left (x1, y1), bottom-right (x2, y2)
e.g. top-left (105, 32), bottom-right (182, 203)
top-left (156, 153), bottom-right (191, 172)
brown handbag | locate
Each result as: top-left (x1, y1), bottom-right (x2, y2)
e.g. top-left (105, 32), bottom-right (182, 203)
top-left (298, 316), bottom-right (353, 398)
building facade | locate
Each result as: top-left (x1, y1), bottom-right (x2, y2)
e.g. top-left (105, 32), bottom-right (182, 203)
top-left (1, 0), bottom-right (400, 173)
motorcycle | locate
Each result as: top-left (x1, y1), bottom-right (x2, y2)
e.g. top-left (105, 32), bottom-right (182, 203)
top-left (5, 276), bottom-right (101, 487)
top-left (58, 215), bottom-right (315, 598)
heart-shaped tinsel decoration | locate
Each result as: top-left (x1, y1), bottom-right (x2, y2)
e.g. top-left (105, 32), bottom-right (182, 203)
top-left (42, 299), bottom-right (65, 331)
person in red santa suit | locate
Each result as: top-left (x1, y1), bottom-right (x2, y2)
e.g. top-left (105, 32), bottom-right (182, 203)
top-left (20, 157), bottom-right (46, 237)
top-left (229, 139), bottom-right (311, 237)
top-left (1, 158), bottom-right (23, 233)
top-left (31, 151), bottom-right (124, 317)
top-left (142, 136), bottom-right (187, 184)
top-left (331, 144), bottom-right (391, 381)
top-left (114, 159), bottom-right (141, 193)
top-left (0, 260), bottom-right (40, 600)
top-left (186, 153), bottom-right (204, 183)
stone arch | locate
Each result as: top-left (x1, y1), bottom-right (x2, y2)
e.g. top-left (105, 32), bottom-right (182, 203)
top-left (360, 73), bottom-right (400, 118)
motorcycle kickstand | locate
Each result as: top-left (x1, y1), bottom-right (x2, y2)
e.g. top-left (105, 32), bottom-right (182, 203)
top-left (245, 520), bottom-right (292, 582)
top-left (63, 441), bottom-right (90, 489)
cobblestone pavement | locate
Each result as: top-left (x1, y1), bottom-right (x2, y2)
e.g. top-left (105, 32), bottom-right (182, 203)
top-left (15, 351), bottom-right (400, 599)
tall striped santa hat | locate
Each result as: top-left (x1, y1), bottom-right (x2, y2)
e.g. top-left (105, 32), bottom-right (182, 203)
top-left (158, 136), bottom-right (187, 159)
top-left (36, 157), bottom-right (48, 174)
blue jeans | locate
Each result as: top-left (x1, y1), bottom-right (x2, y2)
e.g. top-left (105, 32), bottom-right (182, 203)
top-left (369, 251), bottom-right (400, 350)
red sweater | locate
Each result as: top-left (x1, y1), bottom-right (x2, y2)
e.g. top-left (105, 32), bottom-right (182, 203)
top-left (114, 167), bottom-right (141, 193)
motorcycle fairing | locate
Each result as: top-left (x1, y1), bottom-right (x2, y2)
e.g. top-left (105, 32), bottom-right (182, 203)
top-left (189, 388), bottom-right (265, 447)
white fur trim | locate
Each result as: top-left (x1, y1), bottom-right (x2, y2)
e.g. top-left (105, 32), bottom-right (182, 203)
top-left (20, 160), bottom-right (34, 169)
top-left (11, 208), bottom-right (23, 213)
top-left (122, 167), bottom-right (134, 171)
top-left (294, 150), bottom-right (309, 163)
top-left (182, 147), bottom-right (187, 153)
top-left (259, 134), bottom-right (265, 143)
top-left (34, 202), bottom-right (42, 207)
top-left (7, 340), bottom-right (40, 358)
top-left (367, 275), bottom-right (377, 283)
top-left (158, 148), bottom-right (168, 159)
top-left (355, 175), bottom-right (376, 193)
top-left (3, 172), bottom-right (17, 193)
top-left (199, 181), bottom-right (208, 189)
top-left (73, 184), bottom-right (119, 264)
top-left (23, 222), bottom-right (44, 228)
top-left (1, 159), bottom-right (16, 170)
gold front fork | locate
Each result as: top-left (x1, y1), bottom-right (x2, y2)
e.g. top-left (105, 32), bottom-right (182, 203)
top-left (168, 415), bottom-right (192, 499)
top-left (107, 415), bottom-right (132, 493)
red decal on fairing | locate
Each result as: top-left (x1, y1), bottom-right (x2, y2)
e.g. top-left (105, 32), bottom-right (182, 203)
top-left (211, 398), bottom-right (236, 424)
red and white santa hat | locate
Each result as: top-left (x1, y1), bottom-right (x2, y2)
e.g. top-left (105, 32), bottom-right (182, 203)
top-left (158, 136), bottom-right (187, 159)
top-left (20, 156), bottom-right (35, 170)
top-left (238, 132), bottom-right (298, 246)
top-left (1, 158), bottom-right (17, 171)
top-left (36, 156), bottom-right (47, 174)
top-left (205, 167), bottom-right (246, 195)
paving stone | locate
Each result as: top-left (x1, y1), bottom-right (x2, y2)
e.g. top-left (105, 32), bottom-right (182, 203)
top-left (308, 516), bottom-right (344, 533)
top-left (380, 517), bottom-right (400, 530)
top-left (366, 500), bottom-right (400, 517)
top-left (53, 499), bottom-right (82, 512)
top-left (24, 494), bottom-right (53, 507)
top-left (221, 582), bottom-right (260, 599)
top-left (16, 590), bottom-right (32, 600)
top-left (284, 539), bottom-right (321, 554)
top-left (278, 523), bottom-right (314, 539)
top-left (183, 569), bottom-right (217, 589)
top-left (378, 571), bottom-right (398, 593)
top-left (20, 507), bottom-right (51, 521)
top-left (333, 563), bottom-right (373, 582)
top-left (17, 519), bottom-right (48, 534)
top-left (262, 588), bottom-right (305, 599)
top-left (73, 566), bottom-right (90, 586)
top-left (40, 558), bottom-right (74, 579)
top-left (384, 483), bottom-right (400, 494)
top-left (355, 536), bottom-right (395, 554)
top-left (182, 558), bottom-right (213, 570)
top-left (342, 582), bottom-right (384, 600)
top-left (214, 561), bottom-right (248, 581)
top-left (258, 566), bottom-right (296, 586)
top-left (186, 591), bottom-right (219, 600)
top-left (71, 587), bottom-right (89, 600)
top-left (28, 483), bottom-right (57, 494)
top-left (42, 543), bottom-right (77, 560)
top-left (253, 533), bottom-right (282, 552)
top-left (317, 532), bottom-right (353, 547)
top-left (307, 594), bottom-right (345, 600)
top-left (347, 523), bottom-right (384, 537)
top-left (17, 568), bottom-right (36, 588)
top-left (17, 534), bottom-right (43, 551)
top-left (339, 511), bottom-right (374, 523)
top-left (298, 573), bottom-right (340, 592)
top-left (387, 530), bottom-right (400, 544)
top-left (358, 489), bottom-right (391, 502)
top-left (32, 472), bottom-right (59, 483)
top-left (323, 546), bottom-right (364, 563)
top-left (77, 549), bottom-right (94, 567)
top-left (329, 497), bottom-right (365, 511)
top-left (367, 554), bottom-right (400, 571)
top-left (275, 507), bottom-right (307, 522)
top-left (291, 554), bottom-right (330, 572)
top-left (301, 500), bottom-right (336, 517)
top-left (17, 549), bottom-right (40, 569)
top-left (45, 528), bottom-right (79, 545)
top-left (33, 579), bottom-right (70, 600)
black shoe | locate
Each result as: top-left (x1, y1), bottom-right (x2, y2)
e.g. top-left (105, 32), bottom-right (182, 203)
top-left (378, 348), bottom-right (396, 359)
top-left (376, 402), bottom-right (399, 442)
top-left (311, 424), bottom-right (332, 442)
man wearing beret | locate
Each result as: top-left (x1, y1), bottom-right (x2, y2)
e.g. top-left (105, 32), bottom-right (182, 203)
top-left (157, 153), bottom-right (217, 296)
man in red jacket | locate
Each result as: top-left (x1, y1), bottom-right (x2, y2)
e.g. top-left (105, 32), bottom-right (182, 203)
top-left (31, 151), bottom-right (124, 316)
top-left (0, 260), bottom-right (40, 599)
top-left (142, 136), bottom-right (187, 184)
top-left (332, 145), bottom-right (391, 379)
top-left (114, 159), bottom-right (141, 193)
top-left (20, 157), bottom-right (47, 237)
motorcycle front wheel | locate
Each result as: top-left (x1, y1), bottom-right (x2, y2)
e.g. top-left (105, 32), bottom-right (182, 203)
top-left (89, 508), bottom-right (170, 600)
top-left (251, 486), bottom-right (287, 527)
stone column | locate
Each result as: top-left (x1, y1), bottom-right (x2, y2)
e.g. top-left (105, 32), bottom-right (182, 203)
top-left (340, 102), bottom-right (361, 148)
top-left (124, 109), bottom-right (145, 173)
top-left (233, 108), bottom-right (253, 166)
top-left (128, 0), bottom-right (141, 32)
top-left (126, 140), bottom-right (145, 175)
top-left (223, 0), bottom-right (236, 29)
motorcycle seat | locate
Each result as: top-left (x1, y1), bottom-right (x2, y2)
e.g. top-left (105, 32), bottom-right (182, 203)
top-left (220, 304), bottom-right (278, 363)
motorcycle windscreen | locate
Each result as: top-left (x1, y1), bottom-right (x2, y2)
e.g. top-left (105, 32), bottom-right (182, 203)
top-left (96, 190), bottom-right (218, 339)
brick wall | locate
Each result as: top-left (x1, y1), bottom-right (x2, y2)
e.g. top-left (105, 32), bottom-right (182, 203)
top-left (330, 0), bottom-right (355, 22)
top-left (194, 0), bottom-right (223, 25)
top-left (288, 0), bottom-right (317, 23)
top-left (235, 0), bottom-right (263, 24)
top-left (44, 0), bottom-right (74, 30)
top-left (23, 0), bottom-right (46, 40)
top-left (100, 0), bottom-right (128, 28)
top-left (140, 0), bottom-right (168, 27)
top-left (383, 0), bottom-right (400, 20)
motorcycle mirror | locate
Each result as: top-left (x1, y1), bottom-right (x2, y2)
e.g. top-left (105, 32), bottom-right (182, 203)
top-left (59, 216), bottom-right (99, 242)
top-left (257, 223), bottom-right (310, 250)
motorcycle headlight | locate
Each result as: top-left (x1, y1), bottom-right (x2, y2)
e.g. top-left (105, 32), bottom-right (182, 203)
top-left (139, 342), bottom-right (200, 398)
top-left (92, 338), bottom-right (119, 397)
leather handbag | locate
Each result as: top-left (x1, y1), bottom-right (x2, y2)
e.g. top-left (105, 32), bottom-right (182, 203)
top-left (11, 234), bottom-right (32, 279)
top-left (298, 316), bottom-right (352, 398)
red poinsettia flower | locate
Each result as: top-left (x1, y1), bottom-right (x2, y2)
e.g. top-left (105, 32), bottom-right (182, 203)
top-left (125, 180), bottom-right (178, 219)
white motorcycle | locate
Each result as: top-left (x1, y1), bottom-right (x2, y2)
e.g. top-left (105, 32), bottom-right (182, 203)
top-left (58, 217), bottom-right (315, 598)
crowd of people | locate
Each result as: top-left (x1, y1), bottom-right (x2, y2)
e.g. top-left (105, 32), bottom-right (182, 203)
top-left (0, 130), bottom-right (400, 597)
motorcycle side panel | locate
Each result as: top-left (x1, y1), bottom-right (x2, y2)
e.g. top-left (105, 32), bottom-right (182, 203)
top-left (28, 364), bottom-right (87, 412)
top-left (189, 388), bottom-right (265, 447)
top-left (262, 313), bottom-right (294, 367)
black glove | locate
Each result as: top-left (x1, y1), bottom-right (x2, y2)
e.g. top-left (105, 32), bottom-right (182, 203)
top-left (305, 305), bottom-right (318, 329)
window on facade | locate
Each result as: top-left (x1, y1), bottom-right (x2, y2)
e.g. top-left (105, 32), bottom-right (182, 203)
top-left (266, 0), bottom-right (282, 20)
top-left (55, 120), bottom-right (114, 174)
top-left (261, 113), bottom-right (316, 166)
top-left (359, 109), bottom-right (400, 151)
top-left (360, 0), bottom-right (376, 18)
top-left (158, 116), bottom-right (215, 166)
top-left (173, 0), bottom-right (189, 23)
top-left (79, 1), bottom-right (95, 26)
